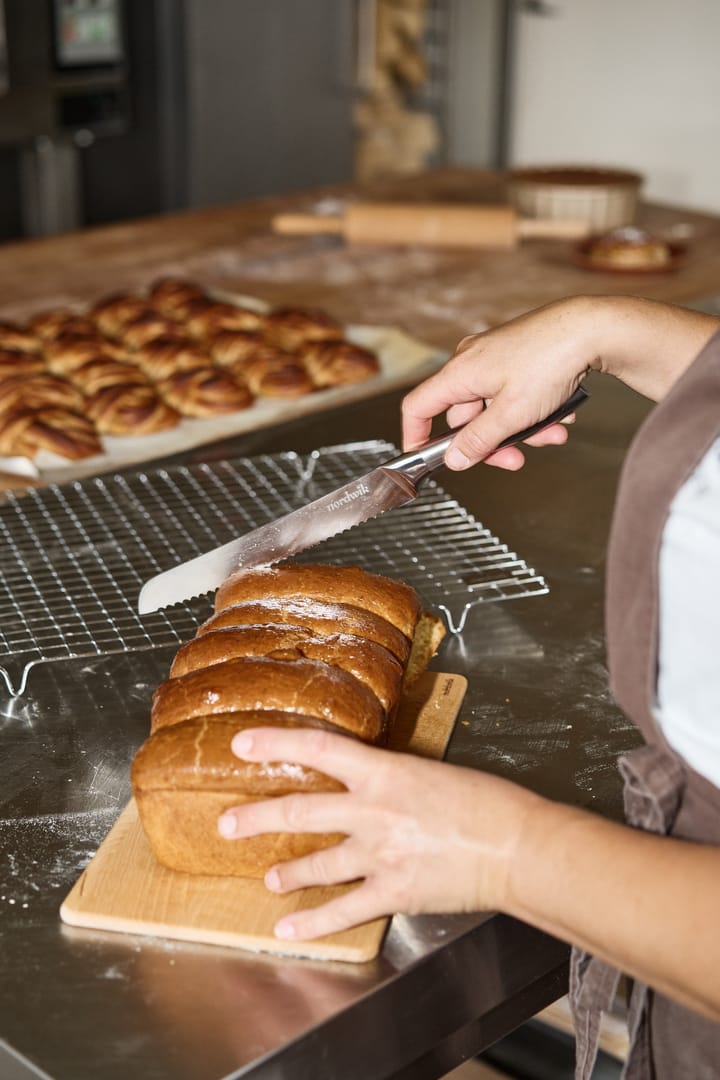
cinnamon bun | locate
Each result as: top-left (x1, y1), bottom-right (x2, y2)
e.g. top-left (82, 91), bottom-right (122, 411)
top-left (147, 278), bottom-right (209, 319)
top-left (300, 339), bottom-right (380, 387)
top-left (207, 329), bottom-right (262, 367)
top-left (121, 313), bottom-right (185, 351)
top-left (183, 299), bottom-right (266, 339)
top-left (68, 357), bottom-right (149, 396)
top-left (135, 335), bottom-right (212, 380)
top-left (0, 349), bottom-right (46, 378)
top-left (28, 309), bottom-right (98, 341)
top-left (86, 383), bottom-right (180, 436)
top-left (263, 306), bottom-right (343, 351)
top-left (43, 333), bottom-right (132, 374)
top-left (230, 346), bottom-right (315, 398)
top-left (0, 320), bottom-right (40, 354)
top-left (91, 293), bottom-right (157, 338)
top-left (0, 372), bottom-right (85, 417)
top-left (157, 365), bottom-right (254, 417)
top-left (0, 407), bottom-right (102, 460)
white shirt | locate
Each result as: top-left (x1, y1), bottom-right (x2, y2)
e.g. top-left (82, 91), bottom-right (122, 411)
top-left (654, 436), bottom-right (720, 786)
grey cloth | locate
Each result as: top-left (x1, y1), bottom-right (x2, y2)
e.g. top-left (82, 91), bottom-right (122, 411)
top-left (569, 328), bottom-right (720, 1079)
top-left (570, 744), bottom-right (684, 1079)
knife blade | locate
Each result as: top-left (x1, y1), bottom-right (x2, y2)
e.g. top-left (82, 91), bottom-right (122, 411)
top-left (138, 385), bottom-right (588, 614)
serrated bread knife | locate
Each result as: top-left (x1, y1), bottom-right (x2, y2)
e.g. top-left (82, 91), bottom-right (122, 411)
top-left (138, 385), bottom-right (588, 614)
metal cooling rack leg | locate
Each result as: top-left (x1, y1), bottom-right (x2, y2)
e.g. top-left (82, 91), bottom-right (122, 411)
top-left (436, 602), bottom-right (473, 635)
top-left (298, 450), bottom-right (321, 487)
top-left (0, 660), bottom-right (34, 698)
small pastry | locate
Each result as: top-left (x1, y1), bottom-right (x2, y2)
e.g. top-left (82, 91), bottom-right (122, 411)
top-left (135, 335), bottom-right (212, 380)
top-left (121, 313), bottom-right (185, 351)
top-left (0, 406), bottom-right (102, 460)
top-left (182, 299), bottom-right (266, 339)
top-left (68, 357), bottom-right (149, 395)
top-left (157, 365), bottom-right (254, 417)
top-left (91, 293), bottom-right (157, 338)
top-left (0, 372), bottom-right (85, 417)
top-left (0, 349), bottom-right (46, 378)
top-left (300, 339), bottom-right (380, 387)
top-left (28, 308), bottom-right (98, 341)
top-left (86, 383), bottom-right (180, 436)
top-left (230, 346), bottom-right (314, 397)
top-left (207, 329), bottom-right (262, 366)
top-left (0, 320), bottom-right (41, 354)
top-left (263, 306), bottom-right (343, 351)
top-left (585, 227), bottom-right (672, 270)
top-left (147, 278), bottom-right (209, 319)
top-left (43, 333), bottom-right (132, 374)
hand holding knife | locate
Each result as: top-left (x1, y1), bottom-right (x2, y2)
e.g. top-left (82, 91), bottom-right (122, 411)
top-left (138, 386), bottom-right (588, 614)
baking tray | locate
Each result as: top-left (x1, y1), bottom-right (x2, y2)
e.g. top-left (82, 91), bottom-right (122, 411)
top-left (0, 300), bottom-right (446, 486)
top-left (0, 440), bottom-right (548, 696)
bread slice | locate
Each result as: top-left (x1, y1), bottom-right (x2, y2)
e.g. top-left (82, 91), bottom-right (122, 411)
top-left (198, 596), bottom-right (412, 663)
top-left (213, 564), bottom-right (421, 640)
top-left (169, 626), bottom-right (404, 716)
top-left (406, 610), bottom-right (446, 686)
top-left (150, 655), bottom-right (387, 743)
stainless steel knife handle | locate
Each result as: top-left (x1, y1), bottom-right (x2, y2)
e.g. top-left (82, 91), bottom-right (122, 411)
top-left (385, 384), bottom-right (589, 486)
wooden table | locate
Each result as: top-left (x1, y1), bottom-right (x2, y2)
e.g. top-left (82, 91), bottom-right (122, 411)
top-left (2, 167), bottom-right (718, 354)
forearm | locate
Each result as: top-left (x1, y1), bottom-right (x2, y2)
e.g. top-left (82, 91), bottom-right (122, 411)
top-left (219, 724), bottom-right (720, 1019)
top-left (507, 795), bottom-right (720, 1020)
top-left (580, 295), bottom-right (720, 401)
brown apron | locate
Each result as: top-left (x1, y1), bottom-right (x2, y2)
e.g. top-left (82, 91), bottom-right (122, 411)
top-left (569, 327), bottom-right (720, 1079)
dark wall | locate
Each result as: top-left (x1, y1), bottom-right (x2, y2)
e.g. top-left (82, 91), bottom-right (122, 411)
top-left (0, 0), bottom-right (183, 241)
top-left (0, 0), bottom-right (56, 240)
top-left (182, 0), bottom-right (355, 207)
top-left (80, 0), bottom-right (168, 226)
top-left (0, 147), bottom-right (23, 239)
top-left (89, 0), bottom-right (357, 217)
top-left (0, 0), bottom-right (356, 242)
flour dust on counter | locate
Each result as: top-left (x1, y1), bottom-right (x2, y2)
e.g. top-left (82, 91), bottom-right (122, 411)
top-left (179, 239), bottom-right (492, 342)
top-left (0, 807), bottom-right (119, 911)
top-left (443, 609), bottom-right (640, 815)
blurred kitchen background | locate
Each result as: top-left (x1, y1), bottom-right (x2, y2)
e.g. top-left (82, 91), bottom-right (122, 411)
top-left (0, 0), bottom-right (718, 242)
top-left (2, 7), bottom-right (718, 1080)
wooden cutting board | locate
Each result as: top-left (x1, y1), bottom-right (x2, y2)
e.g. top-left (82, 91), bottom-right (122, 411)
top-left (60, 671), bottom-right (466, 963)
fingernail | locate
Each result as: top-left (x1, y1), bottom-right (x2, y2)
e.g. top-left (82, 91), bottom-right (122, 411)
top-left (231, 732), bottom-right (253, 757)
top-left (445, 447), bottom-right (470, 470)
top-left (265, 868), bottom-right (280, 891)
top-left (275, 920), bottom-right (296, 940)
top-left (218, 812), bottom-right (237, 838)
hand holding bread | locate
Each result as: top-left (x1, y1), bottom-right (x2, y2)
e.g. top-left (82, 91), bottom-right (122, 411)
top-left (215, 724), bottom-right (540, 943)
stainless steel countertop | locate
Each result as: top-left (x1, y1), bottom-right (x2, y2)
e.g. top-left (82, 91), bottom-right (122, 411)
top-left (0, 370), bottom-right (649, 1079)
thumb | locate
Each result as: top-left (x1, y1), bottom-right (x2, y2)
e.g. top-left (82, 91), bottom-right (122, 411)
top-left (444, 403), bottom-right (525, 470)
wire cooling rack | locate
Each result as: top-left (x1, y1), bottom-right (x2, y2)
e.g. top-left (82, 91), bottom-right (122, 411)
top-left (0, 441), bottom-right (548, 697)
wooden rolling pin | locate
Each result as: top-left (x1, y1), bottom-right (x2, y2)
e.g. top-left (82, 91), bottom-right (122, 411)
top-left (272, 202), bottom-right (590, 249)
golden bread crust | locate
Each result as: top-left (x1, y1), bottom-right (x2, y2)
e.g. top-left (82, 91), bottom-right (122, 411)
top-left (214, 563), bottom-right (421, 640)
top-left (150, 654), bottom-right (387, 743)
